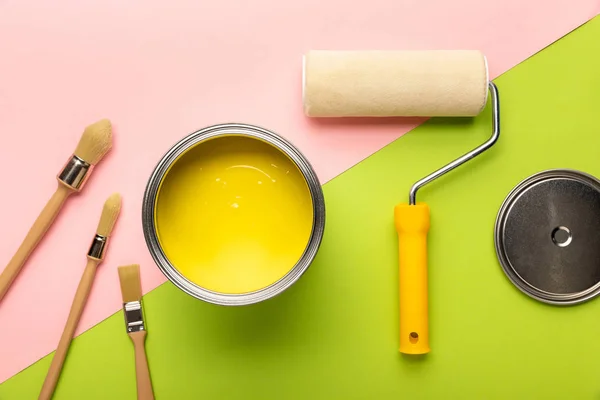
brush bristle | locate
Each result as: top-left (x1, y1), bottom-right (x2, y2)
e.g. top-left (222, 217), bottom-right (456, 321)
top-left (96, 193), bottom-right (122, 237)
top-left (73, 119), bottom-right (112, 165)
top-left (118, 264), bottom-right (142, 303)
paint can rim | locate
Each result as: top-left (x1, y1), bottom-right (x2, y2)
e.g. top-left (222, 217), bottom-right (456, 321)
top-left (142, 123), bottom-right (326, 306)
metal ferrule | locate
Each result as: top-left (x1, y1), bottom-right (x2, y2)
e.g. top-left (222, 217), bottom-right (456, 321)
top-left (57, 155), bottom-right (93, 191)
top-left (123, 301), bottom-right (145, 333)
top-left (87, 234), bottom-right (108, 260)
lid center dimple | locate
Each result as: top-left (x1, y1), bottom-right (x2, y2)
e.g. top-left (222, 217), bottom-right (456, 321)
top-left (551, 226), bottom-right (572, 247)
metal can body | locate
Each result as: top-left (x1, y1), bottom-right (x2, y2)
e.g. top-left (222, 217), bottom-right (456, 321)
top-left (143, 123), bottom-right (325, 306)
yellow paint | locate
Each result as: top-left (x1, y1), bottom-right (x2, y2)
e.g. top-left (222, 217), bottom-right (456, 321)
top-left (155, 135), bottom-right (314, 294)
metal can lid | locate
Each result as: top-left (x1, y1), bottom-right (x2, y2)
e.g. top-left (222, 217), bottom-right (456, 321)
top-left (494, 169), bottom-right (600, 305)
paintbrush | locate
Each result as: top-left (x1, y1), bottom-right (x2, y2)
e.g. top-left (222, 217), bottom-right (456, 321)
top-left (0, 119), bottom-right (113, 302)
top-left (118, 264), bottom-right (155, 400)
top-left (39, 193), bottom-right (121, 400)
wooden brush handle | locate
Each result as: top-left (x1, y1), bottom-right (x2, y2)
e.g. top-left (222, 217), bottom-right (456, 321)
top-left (39, 259), bottom-right (99, 400)
top-left (129, 331), bottom-right (155, 400)
top-left (0, 183), bottom-right (73, 302)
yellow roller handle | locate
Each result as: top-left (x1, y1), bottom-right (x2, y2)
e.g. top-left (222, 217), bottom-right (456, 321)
top-left (394, 202), bottom-right (430, 354)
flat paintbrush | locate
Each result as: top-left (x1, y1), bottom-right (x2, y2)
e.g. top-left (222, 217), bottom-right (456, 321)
top-left (0, 119), bottom-right (112, 302)
top-left (39, 193), bottom-right (121, 400)
top-left (118, 264), bottom-right (155, 400)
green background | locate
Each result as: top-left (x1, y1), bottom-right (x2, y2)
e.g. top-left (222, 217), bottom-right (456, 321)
top-left (2, 16), bottom-right (600, 400)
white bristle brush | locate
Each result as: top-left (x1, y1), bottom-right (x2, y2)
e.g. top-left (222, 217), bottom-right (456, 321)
top-left (39, 193), bottom-right (121, 400)
top-left (0, 119), bottom-right (113, 302)
top-left (118, 264), bottom-right (155, 400)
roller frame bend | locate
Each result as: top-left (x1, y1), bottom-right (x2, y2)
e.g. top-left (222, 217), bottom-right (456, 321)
top-left (408, 82), bottom-right (500, 205)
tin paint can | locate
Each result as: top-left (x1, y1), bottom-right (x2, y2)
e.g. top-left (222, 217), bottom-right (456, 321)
top-left (143, 123), bottom-right (325, 305)
top-left (494, 169), bottom-right (600, 305)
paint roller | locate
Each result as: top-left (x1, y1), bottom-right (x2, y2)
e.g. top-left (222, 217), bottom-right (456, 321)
top-left (302, 50), bottom-right (500, 354)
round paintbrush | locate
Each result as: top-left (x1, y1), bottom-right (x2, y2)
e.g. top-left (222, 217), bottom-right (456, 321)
top-left (0, 119), bottom-right (112, 302)
top-left (38, 193), bottom-right (121, 400)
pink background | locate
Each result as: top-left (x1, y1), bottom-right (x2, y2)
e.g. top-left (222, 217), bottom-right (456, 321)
top-left (0, 0), bottom-right (598, 383)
